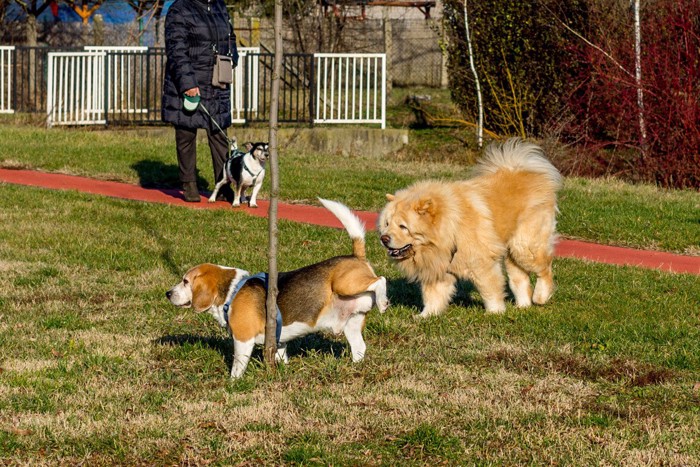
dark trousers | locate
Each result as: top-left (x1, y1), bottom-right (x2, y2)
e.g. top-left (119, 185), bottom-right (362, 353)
top-left (175, 126), bottom-right (229, 185)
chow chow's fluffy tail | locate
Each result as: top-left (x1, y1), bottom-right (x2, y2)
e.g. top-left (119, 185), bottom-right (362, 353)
top-left (318, 198), bottom-right (367, 259)
top-left (473, 138), bottom-right (563, 190)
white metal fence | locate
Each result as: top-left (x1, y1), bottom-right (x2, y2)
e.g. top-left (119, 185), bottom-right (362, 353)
top-left (231, 47), bottom-right (260, 123)
top-left (84, 46), bottom-right (148, 115)
top-left (46, 51), bottom-right (106, 126)
top-left (0, 46), bottom-right (14, 114)
top-left (315, 53), bottom-right (386, 129)
top-left (7, 46), bottom-right (386, 128)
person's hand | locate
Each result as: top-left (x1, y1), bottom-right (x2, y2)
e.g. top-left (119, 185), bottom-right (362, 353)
top-left (184, 87), bottom-right (200, 97)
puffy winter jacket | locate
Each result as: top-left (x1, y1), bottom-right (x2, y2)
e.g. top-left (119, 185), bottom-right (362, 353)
top-left (161, 0), bottom-right (238, 130)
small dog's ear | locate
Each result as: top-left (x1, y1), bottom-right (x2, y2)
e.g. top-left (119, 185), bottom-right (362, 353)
top-left (245, 142), bottom-right (254, 152)
top-left (386, 193), bottom-right (395, 201)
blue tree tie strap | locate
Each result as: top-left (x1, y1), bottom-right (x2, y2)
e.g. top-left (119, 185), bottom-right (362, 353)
top-left (222, 273), bottom-right (282, 343)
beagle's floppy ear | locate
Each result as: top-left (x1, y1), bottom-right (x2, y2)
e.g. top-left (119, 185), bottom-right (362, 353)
top-left (386, 193), bottom-right (395, 201)
top-left (191, 269), bottom-right (217, 312)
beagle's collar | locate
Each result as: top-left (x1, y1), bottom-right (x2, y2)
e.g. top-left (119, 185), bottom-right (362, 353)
top-left (223, 272), bottom-right (282, 343)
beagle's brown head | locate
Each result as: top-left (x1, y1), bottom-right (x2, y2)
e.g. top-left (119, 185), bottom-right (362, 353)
top-left (166, 264), bottom-right (247, 312)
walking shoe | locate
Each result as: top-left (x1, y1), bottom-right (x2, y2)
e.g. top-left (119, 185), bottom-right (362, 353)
top-left (182, 182), bottom-right (201, 202)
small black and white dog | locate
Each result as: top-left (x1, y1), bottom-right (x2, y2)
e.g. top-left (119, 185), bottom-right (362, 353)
top-left (209, 139), bottom-right (269, 208)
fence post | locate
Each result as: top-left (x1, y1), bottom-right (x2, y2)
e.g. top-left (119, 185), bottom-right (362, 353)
top-left (94, 14), bottom-right (105, 46)
top-left (46, 53), bottom-right (53, 128)
top-left (104, 52), bottom-right (110, 127)
top-left (308, 54), bottom-right (315, 126)
top-left (381, 54), bottom-right (387, 129)
top-left (250, 17), bottom-right (260, 46)
top-left (11, 47), bottom-right (17, 113)
top-left (29, 47), bottom-right (38, 111)
top-left (0, 47), bottom-right (15, 114)
top-left (243, 54), bottom-right (249, 123)
top-left (382, 12), bottom-right (393, 96)
top-left (440, 21), bottom-right (449, 89)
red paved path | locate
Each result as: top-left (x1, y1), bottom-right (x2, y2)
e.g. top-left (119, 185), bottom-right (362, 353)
top-left (1, 168), bottom-right (698, 275)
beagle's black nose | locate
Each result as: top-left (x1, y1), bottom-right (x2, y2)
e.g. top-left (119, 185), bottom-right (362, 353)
top-left (165, 290), bottom-right (172, 299)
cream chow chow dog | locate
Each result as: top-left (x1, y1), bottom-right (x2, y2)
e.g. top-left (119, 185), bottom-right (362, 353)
top-left (378, 138), bottom-right (563, 316)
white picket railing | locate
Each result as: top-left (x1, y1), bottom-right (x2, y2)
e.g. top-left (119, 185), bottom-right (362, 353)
top-left (43, 49), bottom-right (386, 128)
top-left (84, 46), bottom-right (148, 115)
top-left (0, 46), bottom-right (14, 114)
top-left (46, 51), bottom-right (106, 127)
top-left (315, 53), bottom-right (386, 129)
top-left (46, 48), bottom-right (259, 127)
top-left (231, 47), bottom-right (260, 123)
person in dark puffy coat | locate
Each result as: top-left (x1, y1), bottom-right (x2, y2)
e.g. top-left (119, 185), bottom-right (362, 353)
top-left (162, 0), bottom-right (239, 202)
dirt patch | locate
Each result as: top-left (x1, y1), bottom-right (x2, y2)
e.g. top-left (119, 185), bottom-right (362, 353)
top-left (481, 346), bottom-right (675, 387)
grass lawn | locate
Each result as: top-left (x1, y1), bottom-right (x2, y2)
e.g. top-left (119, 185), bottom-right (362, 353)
top-left (0, 185), bottom-right (698, 464)
top-left (0, 123), bottom-right (698, 255)
top-left (0, 89), bottom-right (699, 464)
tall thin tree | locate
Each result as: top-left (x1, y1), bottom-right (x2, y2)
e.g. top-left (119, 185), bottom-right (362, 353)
top-left (13, 1), bottom-right (56, 109)
top-left (264, 0), bottom-right (284, 368)
top-left (633, 0), bottom-right (647, 153)
top-left (462, 0), bottom-right (483, 147)
top-left (14, 0), bottom-right (54, 45)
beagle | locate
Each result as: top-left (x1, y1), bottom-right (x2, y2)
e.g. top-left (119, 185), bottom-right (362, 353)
top-left (166, 199), bottom-right (389, 378)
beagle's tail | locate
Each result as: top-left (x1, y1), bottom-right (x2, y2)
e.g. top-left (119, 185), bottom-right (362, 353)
top-left (318, 198), bottom-right (366, 260)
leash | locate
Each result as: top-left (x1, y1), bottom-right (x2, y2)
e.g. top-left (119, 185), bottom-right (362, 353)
top-left (199, 103), bottom-right (259, 165)
top-left (199, 103), bottom-right (262, 175)
top-left (222, 272), bottom-right (283, 344)
top-left (198, 101), bottom-right (235, 158)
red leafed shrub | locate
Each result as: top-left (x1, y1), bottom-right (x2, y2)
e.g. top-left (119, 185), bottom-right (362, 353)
top-left (565, 0), bottom-right (700, 189)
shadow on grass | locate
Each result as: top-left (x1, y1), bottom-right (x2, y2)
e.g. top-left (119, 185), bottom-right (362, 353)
top-left (386, 277), bottom-right (480, 311)
top-left (131, 159), bottom-right (211, 192)
top-left (131, 203), bottom-right (180, 276)
top-left (155, 332), bottom-right (347, 373)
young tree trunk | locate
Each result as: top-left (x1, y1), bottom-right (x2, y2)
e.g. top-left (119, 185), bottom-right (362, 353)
top-left (264, 0), bottom-right (284, 369)
top-left (633, 0), bottom-right (647, 153)
top-left (382, 10), bottom-right (393, 96)
top-left (154, 1), bottom-right (165, 46)
top-left (463, 0), bottom-right (483, 147)
top-left (25, 14), bottom-right (38, 46)
top-left (26, 15), bottom-right (37, 109)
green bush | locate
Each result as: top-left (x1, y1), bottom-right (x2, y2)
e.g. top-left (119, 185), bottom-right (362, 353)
top-left (443, 0), bottom-right (588, 137)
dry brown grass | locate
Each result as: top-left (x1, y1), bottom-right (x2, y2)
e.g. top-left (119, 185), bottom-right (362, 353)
top-left (0, 161), bottom-right (698, 465)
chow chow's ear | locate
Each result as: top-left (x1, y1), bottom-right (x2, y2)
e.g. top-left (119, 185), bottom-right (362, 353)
top-left (414, 197), bottom-right (436, 216)
top-left (385, 193), bottom-right (395, 201)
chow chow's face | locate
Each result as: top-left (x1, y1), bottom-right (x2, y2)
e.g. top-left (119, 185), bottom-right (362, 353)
top-left (378, 193), bottom-right (438, 261)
